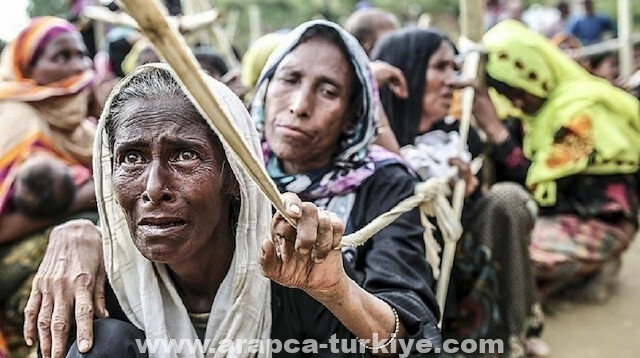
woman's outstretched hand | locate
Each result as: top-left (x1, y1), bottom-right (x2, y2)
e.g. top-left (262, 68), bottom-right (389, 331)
top-left (23, 219), bottom-right (105, 358)
top-left (260, 192), bottom-right (347, 299)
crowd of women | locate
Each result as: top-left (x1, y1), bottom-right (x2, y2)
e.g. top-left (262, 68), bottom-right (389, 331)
top-left (0, 3), bottom-right (638, 358)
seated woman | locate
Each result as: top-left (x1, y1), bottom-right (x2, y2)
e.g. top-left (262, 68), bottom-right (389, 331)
top-left (371, 27), bottom-right (545, 357)
top-left (463, 20), bottom-right (640, 301)
top-left (0, 16), bottom-right (98, 356)
top-left (24, 21), bottom-right (441, 358)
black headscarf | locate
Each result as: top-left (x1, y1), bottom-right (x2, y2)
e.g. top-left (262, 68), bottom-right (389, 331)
top-left (371, 28), bottom-right (453, 146)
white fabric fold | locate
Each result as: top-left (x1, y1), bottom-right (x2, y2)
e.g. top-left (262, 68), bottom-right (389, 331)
top-left (94, 63), bottom-right (271, 358)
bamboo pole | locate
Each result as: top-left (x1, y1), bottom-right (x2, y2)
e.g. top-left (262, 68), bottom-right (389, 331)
top-left (435, 0), bottom-right (485, 326)
top-left (617, 0), bottom-right (632, 79)
top-left (82, 5), bottom-right (220, 34)
top-left (225, 9), bottom-right (240, 43)
top-left (117, 0), bottom-right (294, 225)
top-left (249, 5), bottom-right (262, 44)
top-left (571, 32), bottom-right (640, 59)
top-left (187, 0), bottom-right (241, 70)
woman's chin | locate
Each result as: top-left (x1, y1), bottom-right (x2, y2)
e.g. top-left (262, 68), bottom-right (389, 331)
top-left (141, 248), bottom-right (175, 263)
top-left (135, 239), bottom-right (184, 263)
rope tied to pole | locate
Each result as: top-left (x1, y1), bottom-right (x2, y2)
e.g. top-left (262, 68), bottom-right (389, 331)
top-left (117, 0), bottom-right (463, 300)
top-left (340, 178), bottom-right (463, 278)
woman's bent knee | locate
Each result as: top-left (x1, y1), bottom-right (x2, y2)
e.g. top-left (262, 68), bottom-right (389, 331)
top-left (66, 318), bottom-right (147, 358)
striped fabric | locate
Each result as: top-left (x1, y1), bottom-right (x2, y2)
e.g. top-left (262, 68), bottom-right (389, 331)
top-left (0, 16), bottom-right (94, 102)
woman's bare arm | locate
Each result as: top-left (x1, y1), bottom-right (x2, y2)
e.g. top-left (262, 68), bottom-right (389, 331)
top-left (261, 193), bottom-right (406, 356)
top-left (23, 219), bottom-right (107, 358)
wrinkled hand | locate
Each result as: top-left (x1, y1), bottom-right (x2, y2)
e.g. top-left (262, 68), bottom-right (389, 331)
top-left (371, 60), bottom-right (409, 99)
top-left (447, 77), bottom-right (509, 143)
top-left (221, 69), bottom-right (250, 101)
top-left (23, 219), bottom-right (106, 358)
top-left (260, 193), bottom-right (347, 297)
top-left (448, 157), bottom-right (479, 197)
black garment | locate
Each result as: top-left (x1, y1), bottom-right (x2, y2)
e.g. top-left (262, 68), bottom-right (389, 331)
top-left (272, 164), bottom-right (442, 357)
top-left (371, 28), bottom-right (455, 147)
top-left (65, 319), bottom-right (147, 358)
top-left (82, 165), bottom-right (441, 357)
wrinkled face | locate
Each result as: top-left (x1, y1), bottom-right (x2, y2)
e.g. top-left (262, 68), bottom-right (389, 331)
top-left (421, 41), bottom-right (456, 132)
top-left (264, 38), bottom-right (355, 174)
top-left (111, 97), bottom-right (233, 264)
top-left (28, 32), bottom-right (91, 85)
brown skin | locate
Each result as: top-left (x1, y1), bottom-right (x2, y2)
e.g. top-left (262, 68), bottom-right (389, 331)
top-left (264, 39), bottom-right (355, 174)
top-left (263, 38), bottom-right (405, 356)
top-left (26, 32), bottom-right (92, 85)
top-left (0, 31), bottom-right (97, 244)
top-left (420, 42), bottom-right (478, 196)
top-left (262, 194), bottom-right (406, 357)
top-left (447, 77), bottom-right (541, 145)
top-left (23, 219), bottom-right (107, 358)
top-left (590, 55), bottom-right (620, 84)
top-left (25, 44), bottom-right (408, 356)
top-left (111, 98), bottom-right (236, 313)
top-left (500, 86), bottom-right (546, 116)
top-left (420, 42), bottom-right (456, 133)
top-left (370, 60), bottom-right (406, 154)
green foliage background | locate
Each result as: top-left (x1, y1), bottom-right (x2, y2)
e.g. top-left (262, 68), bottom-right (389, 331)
top-left (27, 0), bottom-right (640, 53)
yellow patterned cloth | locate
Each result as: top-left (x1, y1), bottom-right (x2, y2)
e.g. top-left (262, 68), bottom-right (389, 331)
top-left (485, 20), bottom-right (640, 206)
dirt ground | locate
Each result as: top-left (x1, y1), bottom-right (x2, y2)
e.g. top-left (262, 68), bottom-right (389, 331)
top-left (542, 239), bottom-right (640, 358)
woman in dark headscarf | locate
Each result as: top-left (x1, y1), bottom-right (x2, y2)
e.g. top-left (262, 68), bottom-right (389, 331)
top-left (24, 21), bottom-right (443, 358)
top-left (251, 20), bottom-right (442, 354)
top-left (372, 27), bottom-right (546, 357)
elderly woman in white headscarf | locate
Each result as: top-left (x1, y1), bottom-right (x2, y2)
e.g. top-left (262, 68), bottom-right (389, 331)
top-left (24, 20), bottom-right (443, 358)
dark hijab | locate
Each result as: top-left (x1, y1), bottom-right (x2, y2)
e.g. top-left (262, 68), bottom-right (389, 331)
top-left (371, 28), bottom-right (454, 146)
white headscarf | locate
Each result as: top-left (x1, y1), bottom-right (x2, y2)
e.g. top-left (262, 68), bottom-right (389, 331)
top-left (93, 63), bottom-right (271, 357)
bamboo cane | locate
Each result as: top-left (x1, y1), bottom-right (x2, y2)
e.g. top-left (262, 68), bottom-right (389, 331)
top-left (570, 33), bottom-right (640, 59)
top-left (435, 37), bottom-right (484, 326)
top-left (189, 0), bottom-right (241, 71)
top-left (82, 5), bottom-right (220, 34)
top-left (116, 0), bottom-right (294, 225)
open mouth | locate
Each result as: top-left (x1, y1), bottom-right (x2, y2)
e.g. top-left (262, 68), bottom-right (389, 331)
top-left (139, 218), bottom-right (187, 228)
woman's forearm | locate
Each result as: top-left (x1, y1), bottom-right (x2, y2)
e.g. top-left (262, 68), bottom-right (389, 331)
top-left (307, 277), bottom-right (406, 357)
top-left (70, 179), bottom-right (97, 213)
top-left (0, 212), bottom-right (54, 244)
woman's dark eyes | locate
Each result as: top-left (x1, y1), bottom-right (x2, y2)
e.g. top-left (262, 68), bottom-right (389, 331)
top-left (122, 151), bottom-right (145, 164)
top-left (174, 150), bottom-right (199, 162)
top-left (119, 150), bottom-right (200, 165)
top-left (54, 50), bottom-right (87, 63)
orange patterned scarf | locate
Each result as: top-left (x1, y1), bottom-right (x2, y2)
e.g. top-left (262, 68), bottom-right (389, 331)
top-left (0, 17), bottom-right (95, 215)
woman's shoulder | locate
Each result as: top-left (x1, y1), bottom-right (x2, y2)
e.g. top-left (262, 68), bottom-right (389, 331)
top-left (352, 163), bottom-right (417, 221)
top-left (365, 162), bottom-right (417, 190)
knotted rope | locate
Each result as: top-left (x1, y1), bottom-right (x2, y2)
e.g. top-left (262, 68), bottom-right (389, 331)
top-left (341, 178), bottom-right (463, 279)
top-left (118, 0), bottom-right (465, 315)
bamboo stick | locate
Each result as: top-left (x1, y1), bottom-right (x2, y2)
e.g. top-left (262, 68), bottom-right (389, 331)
top-left (618, 0), bottom-right (632, 80)
top-left (435, 0), bottom-right (484, 324)
top-left (225, 10), bottom-right (240, 43)
top-left (188, 0), bottom-right (241, 71)
top-left (435, 42), bottom-right (482, 325)
top-left (82, 5), bottom-right (220, 34)
top-left (570, 33), bottom-right (640, 59)
top-left (117, 0), bottom-right (294, 225)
